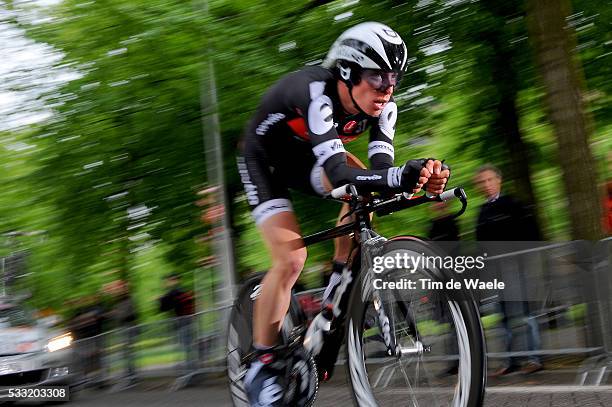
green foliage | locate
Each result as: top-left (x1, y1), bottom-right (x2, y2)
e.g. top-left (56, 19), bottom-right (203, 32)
top-left (4, 0), bottom-right (209, 315)
top-left (1, 0), bottom-right (609, 317)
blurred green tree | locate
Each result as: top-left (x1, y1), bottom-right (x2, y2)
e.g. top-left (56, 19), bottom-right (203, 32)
top-left (15, 0), bottom-right (209, 314)
top-left (4, 0), bottom-right (609, 313)
top-left (527, 0), bottom-right (604, 240)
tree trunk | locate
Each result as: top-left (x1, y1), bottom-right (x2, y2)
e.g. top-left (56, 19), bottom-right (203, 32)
top-left (526, 0), bottom-right (603, 240)
top-left (476, 1), bottom-right (542, 231)
top-left (489, 31), bottom-right (540, 215)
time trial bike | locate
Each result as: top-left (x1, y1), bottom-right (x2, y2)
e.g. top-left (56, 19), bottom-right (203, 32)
top-left (227, 184), bottom-right (487, 407)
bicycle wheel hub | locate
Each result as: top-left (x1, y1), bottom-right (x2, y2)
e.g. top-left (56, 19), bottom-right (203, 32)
top-left (398, 341), bottom-right (431, 357)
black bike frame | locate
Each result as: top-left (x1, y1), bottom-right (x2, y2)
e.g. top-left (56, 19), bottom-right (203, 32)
top-left (302, 189), bottom-right (466, 247)
top-left (299, 186), bottom-right (467, 368)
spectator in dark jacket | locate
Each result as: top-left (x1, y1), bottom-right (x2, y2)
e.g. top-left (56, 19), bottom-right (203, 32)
top-left (159, 274), bottom-right (195, 317)
top-left (69, 295), bottom-right (105, 384)
top-left (159, 274), bottom-right (196, 371)
top-left (104, 279), bottom-right (138, 383)
top-left (429, 201), bottom-right (460, 241)
top-left (475, 164), bottom-right (541, 242)
top-left (474, 164), bottom-right (543, 376)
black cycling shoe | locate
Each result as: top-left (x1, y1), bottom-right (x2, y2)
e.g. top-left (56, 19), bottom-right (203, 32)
top-left (244, 351), bottom-right (286, 407)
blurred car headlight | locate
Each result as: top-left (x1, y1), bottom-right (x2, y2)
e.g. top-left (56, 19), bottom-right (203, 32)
top-left (46, 333), bottom-right (73, 352)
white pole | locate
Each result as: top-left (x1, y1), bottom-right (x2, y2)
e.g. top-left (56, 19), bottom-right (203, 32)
top-left (198, 0), bottom-right (236, 308)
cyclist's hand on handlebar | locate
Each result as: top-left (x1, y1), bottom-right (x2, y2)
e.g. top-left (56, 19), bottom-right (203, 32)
top-left (424, 159), bottom-right (450, 195)
top-left (399, 159), bottom-right (450, 195)
top-left (399, 159), bottom-right (430, 194)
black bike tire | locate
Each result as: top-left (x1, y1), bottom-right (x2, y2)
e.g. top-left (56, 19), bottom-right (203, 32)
top-left (345, 238), bottom-right (487, 407)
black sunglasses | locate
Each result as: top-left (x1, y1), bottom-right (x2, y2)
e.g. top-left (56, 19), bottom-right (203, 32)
top-left (361, 69), bottom-right (402, 91)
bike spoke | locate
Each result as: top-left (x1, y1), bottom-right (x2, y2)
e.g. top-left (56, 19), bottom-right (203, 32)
top-left (416, 355), bottom-right (445, 407)
top-left (376, 293), bottom-right (464, 406)
top-left (397, 361), bottom-right (420, 407)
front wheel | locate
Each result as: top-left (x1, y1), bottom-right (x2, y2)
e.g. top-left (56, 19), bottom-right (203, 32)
top-left (346, 239), bottom-right (486, 407)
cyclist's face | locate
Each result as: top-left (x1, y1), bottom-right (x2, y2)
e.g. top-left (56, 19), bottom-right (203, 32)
top-left (474, 170), bottom-right (502, 200)
top-left (351, 70), bottom-right (397, 116)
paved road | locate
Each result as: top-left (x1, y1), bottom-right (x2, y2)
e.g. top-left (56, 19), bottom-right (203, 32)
top-left (57, 379), bottom-right (612, 407)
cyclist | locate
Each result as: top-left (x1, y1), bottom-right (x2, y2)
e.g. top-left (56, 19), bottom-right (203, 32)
top-left (237, 22), bottom-right (450, 406)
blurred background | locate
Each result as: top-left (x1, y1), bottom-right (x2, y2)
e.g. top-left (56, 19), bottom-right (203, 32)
top-left (0, 0), bottom-right (611, 395)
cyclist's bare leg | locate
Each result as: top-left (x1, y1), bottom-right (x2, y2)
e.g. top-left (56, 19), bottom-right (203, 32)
top-left (253, 152), bottom-right (365, 347)
top-left (253, 211), bottom-right (307, 347)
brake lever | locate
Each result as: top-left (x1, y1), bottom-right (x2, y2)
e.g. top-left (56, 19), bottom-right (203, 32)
top-left (340, 189), bottom-right (369, 222)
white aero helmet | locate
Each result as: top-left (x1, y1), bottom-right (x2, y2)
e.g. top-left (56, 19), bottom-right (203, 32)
top-left (323, 22), bottom-right (408, 75)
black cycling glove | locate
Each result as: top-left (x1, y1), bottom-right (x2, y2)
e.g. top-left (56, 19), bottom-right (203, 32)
top-left (386, 159), bottom-right (428, 192)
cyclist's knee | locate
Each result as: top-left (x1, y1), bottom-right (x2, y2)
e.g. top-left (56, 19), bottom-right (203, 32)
top-left (271, 248), bottom-right (307, 285)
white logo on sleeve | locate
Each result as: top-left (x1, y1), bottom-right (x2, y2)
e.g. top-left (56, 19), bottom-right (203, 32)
top-left (378, 102), bottom-right (397, 140)
top-left (309, 81), bottom-right (325, 99)
top-left (255, 113), bottom-right (286, 136)
top-left (356, 175), bottom-right (382, 181)
top-left (312, 139), bottom-right (346, 165)
top-left (368, 141), bottom-right (395, 160)
top-left (308, 94), bottom-right (334, 135)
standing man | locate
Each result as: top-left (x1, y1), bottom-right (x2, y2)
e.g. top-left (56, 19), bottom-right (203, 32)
top-left (474, 164), bottom-right (543, 376)
top-left (428, 201), bottom-right (460, 241)
top-left (104, 279), bottom-right (138, 384)
top-left (475, 164), bottom-right (541, 242)
top-left (159, 274), bottom-right (196, 371)
top-left (69, 295), bottom-right (106, 386)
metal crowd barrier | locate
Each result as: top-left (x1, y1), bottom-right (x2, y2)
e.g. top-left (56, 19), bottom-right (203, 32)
top-left (360, 239), bottom-right (612, 387)
top-left (305, 240), bottom-right (611, 387)
top-left (481, 242), bottom-right (601, 350)
top-left (480, 240), bottom-right (611, 385)
top-left (68, 239), bottom-right (611, 391)
top-left (69, 304), bottom-right (232, 391)
top-left (577, 237), bottom-right (612, 385)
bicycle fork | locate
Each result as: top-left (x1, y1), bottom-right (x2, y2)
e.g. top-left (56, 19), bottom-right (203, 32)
top-left (372, 290), bottom-right (396, 356)
top-left (373, 289), bottom-right (432, 359)
top-left (361, 232), bottom-right (431, 360)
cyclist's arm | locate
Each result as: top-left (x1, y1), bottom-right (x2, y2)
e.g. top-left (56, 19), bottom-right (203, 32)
top-left (368, 101), bottom-right (397, 170)
top-left (294, 81), bottom-right (402, 192)
top-left (321, 151), bottom-right (402, 192)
